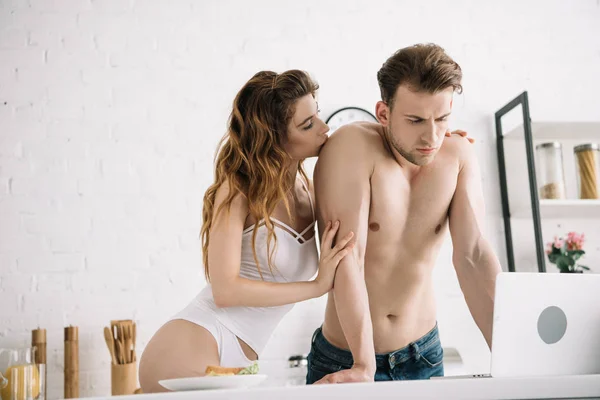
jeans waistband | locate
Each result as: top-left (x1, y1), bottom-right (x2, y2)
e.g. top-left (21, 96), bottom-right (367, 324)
top-left (311, 323), bottom-right (441, 369)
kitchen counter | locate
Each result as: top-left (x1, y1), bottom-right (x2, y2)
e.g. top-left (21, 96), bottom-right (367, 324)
top-left (82, 374), bottom-right (600, 400)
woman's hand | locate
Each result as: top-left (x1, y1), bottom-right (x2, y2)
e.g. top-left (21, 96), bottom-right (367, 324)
top-left (314, 221), bottom-right (355, 296)
top-left (445, 129), bottom-right (475, 143)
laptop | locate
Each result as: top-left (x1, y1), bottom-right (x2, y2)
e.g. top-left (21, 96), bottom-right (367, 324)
top-left (434, 271), bottom-right (600, 379)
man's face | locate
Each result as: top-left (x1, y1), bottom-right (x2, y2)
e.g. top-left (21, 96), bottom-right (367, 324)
top-left (378, 85), bottom-right (453, 166)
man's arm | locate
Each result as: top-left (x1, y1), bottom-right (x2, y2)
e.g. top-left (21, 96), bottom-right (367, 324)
top-left (208, 182), bottom-right (342, 308)
top-left (448, 141), bottom-right (502, 349)
top-left (313, 128), bottom-right (376, 382)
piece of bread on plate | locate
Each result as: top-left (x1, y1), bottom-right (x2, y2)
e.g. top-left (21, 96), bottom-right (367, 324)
top-left (204, 366), bottom-right (245, 376)
top-left (205, 362), bottom-right (259, 376)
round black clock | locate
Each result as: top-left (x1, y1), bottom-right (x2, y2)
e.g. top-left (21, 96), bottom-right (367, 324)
top-left (325, 107), bottom-right (377, 133)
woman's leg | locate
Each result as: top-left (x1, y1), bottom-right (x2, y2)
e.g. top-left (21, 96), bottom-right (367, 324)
top-left (139, 319), bottom-right (220, 393)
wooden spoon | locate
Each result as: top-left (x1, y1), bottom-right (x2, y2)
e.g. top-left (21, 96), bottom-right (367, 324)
top-left (124, 323), bottom-right (132, 364)
top-left (115, 339), bottom-right (124, 364)
top-left (132, 322), bottom-right (137, 362)
top-left (118, 323), bottom-right (124, 361)
top-left (103, 327), bottom-right (117, 365)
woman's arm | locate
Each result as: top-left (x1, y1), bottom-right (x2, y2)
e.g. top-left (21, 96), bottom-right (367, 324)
top-left (207, 182), bottom-right (351, 308)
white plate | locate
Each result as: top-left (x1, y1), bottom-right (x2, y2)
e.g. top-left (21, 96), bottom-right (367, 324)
top-left (159, 374), bottom-right (268, 391)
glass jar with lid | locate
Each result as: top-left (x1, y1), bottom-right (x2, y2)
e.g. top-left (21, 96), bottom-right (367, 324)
top-left (535, 142), bottom-right (566, 200)
top-left (574, 143), bottom-right (599, 199)
top-left (286, 355), bottom-right (308, 386)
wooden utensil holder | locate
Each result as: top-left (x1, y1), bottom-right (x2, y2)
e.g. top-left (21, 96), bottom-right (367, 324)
top-left (111, 362), bottom-right (137, 396)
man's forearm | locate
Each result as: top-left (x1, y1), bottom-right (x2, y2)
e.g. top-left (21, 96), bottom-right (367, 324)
top-left (454, 237), bottom-right (502, 349)
top-left (333, 254), bottom-right (376, 374)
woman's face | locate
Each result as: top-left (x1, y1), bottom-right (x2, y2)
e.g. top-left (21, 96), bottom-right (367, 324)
top-left (283, 94), bottom-right (330, 160)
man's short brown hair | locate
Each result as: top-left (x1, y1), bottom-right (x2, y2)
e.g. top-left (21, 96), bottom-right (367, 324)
top-left (377, 43), bottom-right (463, 107)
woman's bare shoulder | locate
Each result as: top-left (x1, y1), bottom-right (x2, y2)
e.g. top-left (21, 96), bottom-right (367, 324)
top-left (213, 180), bottom-right (249, 215)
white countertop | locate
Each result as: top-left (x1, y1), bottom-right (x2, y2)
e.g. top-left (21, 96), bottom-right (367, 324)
top-left (83, 374), bottom-right (600, 400)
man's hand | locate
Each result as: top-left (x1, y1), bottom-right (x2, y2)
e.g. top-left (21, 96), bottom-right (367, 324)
top-left (314, 365), bottom-right (374, 384)
top-left (446, 129), bottom-right (475, 143)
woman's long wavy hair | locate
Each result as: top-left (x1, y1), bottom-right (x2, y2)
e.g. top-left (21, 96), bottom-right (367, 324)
top-left (201, 70), bottom-right (319, 281)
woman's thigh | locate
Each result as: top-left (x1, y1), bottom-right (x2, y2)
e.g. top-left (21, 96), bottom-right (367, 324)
top-left (139, 319), bottom-right (220, 393)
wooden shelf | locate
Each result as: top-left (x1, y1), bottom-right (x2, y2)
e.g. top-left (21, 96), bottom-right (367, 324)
top-left (512, 199), bottom-right (600, 219)
top-left (504, 122), bottom-right (600, 141)
top-left (502, 121), bottom-right (599, 220)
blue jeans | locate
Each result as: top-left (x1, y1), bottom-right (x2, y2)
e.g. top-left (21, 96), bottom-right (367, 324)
top-left (306, 324), bottom-right (444, 383)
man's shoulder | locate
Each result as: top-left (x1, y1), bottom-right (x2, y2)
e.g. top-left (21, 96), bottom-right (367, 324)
top-left (321, 122), bottom-right (383, 155)
top-left (439, 133), bottom-right (475, 165)
top-left (315, 122), bottom-right (382, 177)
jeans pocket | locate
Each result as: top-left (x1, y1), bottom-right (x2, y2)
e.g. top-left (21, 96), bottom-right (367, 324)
top-left (417, 342), bottom-right (444, 368)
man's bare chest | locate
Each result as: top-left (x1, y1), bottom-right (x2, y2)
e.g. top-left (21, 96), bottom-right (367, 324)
top-left (368, 161), bottom-right (459, 237)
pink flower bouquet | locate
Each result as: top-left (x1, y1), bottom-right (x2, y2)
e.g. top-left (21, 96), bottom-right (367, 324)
top-left (546, 232), bottom-right (589, 273)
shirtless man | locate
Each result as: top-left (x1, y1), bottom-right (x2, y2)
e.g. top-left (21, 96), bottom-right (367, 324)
top-left (306, 43), bottom-right (503, 384)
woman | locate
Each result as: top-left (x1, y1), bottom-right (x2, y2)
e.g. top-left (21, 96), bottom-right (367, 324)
top-left (139, 70), bottom-right (355, 393)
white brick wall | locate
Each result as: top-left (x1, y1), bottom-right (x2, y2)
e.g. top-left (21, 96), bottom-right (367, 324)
top-left (1, 0), bottom-right (599, 398)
